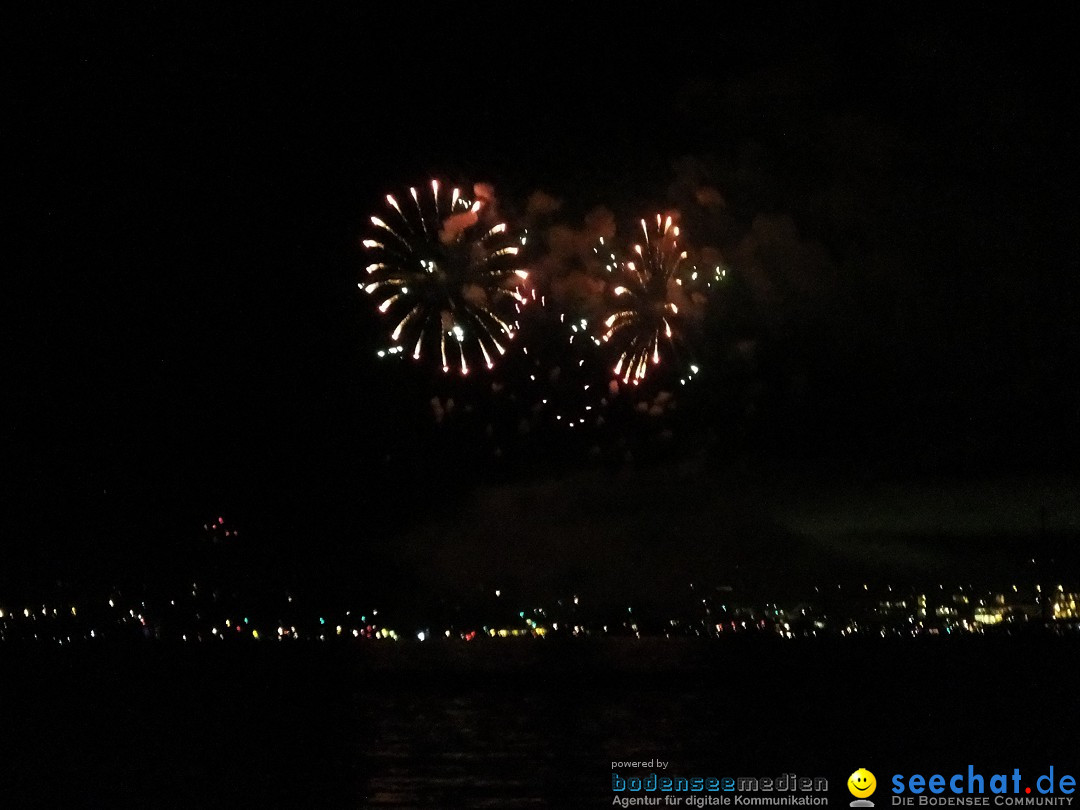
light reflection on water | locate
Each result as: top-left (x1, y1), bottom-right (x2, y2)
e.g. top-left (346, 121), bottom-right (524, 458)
top-left (349, 640), bottom-right (1080, 807)
top-left (354, 688), bottom-right (730, 807)
top-left (4, 642), bottom-right (1078, 807)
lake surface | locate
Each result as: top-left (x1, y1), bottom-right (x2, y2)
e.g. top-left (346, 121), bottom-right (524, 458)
top-left (2, 639), bottom-right (1077, 807)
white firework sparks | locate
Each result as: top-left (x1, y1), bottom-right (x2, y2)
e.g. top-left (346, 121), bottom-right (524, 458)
top-left (360, 180), bottom-right (530, 374)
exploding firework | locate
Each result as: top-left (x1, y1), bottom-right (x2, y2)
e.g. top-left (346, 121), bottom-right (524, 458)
top-left (360, 180), bottom-right (530, 374)
top-left (599, 215), bottom-right (703, 385)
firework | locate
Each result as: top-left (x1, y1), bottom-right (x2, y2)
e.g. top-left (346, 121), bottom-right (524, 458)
top-left (360, 180), bottom-right (530, 374)
top-left (598, 215), bottom-right (702, 385)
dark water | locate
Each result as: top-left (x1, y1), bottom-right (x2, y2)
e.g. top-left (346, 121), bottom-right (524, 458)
top-left (2, 640), bottom-right (1078, 808)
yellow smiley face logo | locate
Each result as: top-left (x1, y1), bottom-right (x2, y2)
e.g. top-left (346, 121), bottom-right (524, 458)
top-left (848, 768), bottom-right (877, 798)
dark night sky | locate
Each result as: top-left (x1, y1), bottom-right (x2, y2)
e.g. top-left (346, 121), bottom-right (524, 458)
top-left (5, 6), bottom-right (1079, 589)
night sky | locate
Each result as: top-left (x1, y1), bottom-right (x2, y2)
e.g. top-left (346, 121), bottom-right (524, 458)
top-left (6, 6), bottom-right (1079, 593)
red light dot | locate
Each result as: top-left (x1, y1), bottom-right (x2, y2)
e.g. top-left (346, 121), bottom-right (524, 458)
top-left (1026, 789), bottom-right (1031, 795)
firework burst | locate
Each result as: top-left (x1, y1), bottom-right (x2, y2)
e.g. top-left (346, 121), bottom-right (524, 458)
top-left (599, 215), bottom-right (702, 385)
top-left (361, 180), bottom-right (530, 374)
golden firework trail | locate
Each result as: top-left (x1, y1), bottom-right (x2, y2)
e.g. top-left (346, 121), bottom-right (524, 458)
top-left (360, 180), bottom-right (530, 374)
top-left (599, 214), bottom-right (700, 385)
